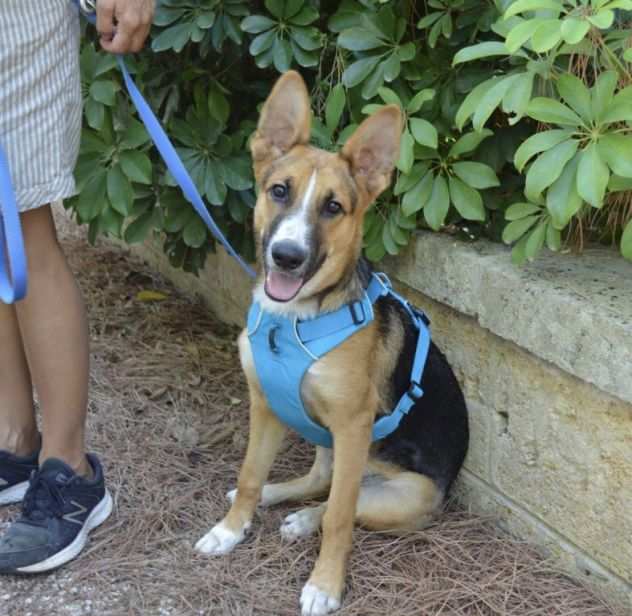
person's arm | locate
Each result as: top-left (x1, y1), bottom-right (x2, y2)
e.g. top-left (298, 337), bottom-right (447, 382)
top-left (96, 0), bottom-right (155, 54)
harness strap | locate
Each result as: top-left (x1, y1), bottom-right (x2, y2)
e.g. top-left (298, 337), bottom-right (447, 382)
top-left (75, 3), bottom-right (256, 279)
top-left (0, 144), bottom-right (28, 304)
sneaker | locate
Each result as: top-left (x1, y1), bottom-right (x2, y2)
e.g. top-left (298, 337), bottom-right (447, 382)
top-left (0, 454), bottom-right (112, 574)
top-left (0, 446), bottom-right (40, 506)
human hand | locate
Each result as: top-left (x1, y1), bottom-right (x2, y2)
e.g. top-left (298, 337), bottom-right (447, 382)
top-left (96, 0), bottom-right (155, 54)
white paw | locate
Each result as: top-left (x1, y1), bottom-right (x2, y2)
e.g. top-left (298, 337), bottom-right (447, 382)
top-left (194, 522), bottom-right (245, 555)
top-left (280, 508), bottom-right (321, 541)
top-left (300, 583), bottom-right (341, 616)
top-left (226, 488), bottom-right (237, 503)
top-left (260, 483), bottom-right (279, 507)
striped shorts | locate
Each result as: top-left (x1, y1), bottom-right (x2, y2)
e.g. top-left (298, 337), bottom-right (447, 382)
top-left (0, 1), bottom-right (82, 213)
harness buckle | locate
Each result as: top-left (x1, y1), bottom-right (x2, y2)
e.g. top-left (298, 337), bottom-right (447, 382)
top-left (348, 300), bottom-right (365, 325)
top-left (406, 381), bottom-right (423, 403)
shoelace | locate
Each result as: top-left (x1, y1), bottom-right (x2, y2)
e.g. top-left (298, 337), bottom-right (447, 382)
top-left (21, 472), bottom-right (68, 523)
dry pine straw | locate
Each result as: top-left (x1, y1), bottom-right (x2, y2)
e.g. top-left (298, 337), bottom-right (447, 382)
top-left (0, 222), bottom-right (624, 616)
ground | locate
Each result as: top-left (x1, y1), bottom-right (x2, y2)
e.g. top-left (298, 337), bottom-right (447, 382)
top-left (0, 214), bottom-right (624, 616)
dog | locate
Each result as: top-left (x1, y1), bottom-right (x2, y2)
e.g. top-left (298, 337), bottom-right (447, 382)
top-left (195, 71), bottom-right (469, 616)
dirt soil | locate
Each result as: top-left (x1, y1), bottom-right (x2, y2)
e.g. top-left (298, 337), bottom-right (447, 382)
top-left (0, 214), bottom-right (625, 616)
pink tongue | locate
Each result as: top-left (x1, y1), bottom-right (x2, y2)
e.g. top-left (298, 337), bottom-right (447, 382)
top-left (265, 271), bottom-right (303, 301)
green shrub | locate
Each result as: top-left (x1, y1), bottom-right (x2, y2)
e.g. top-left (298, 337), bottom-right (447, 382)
top-left (67, 0), bottom-right (632, 271)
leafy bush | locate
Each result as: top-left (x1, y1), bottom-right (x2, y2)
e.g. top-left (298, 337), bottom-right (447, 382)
top-left (67, 0), bottom-right (632, 271)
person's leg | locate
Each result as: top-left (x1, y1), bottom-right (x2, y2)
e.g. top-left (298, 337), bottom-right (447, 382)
top-left (14, 205), bottom-right (90, 476)
top-left (0, 303), bottom-right (38, 456)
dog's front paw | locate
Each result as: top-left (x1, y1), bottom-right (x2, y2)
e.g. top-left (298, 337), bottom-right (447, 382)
top-left (280, 507), bottom-right (322, 541)
top-left (194, 522), bottom-right (245, 556)
top-left (300, 583), bottom-right (341, 616)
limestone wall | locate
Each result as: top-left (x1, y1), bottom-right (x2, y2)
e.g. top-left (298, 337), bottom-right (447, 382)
top-left (129, 231), bottom-right (632, 610)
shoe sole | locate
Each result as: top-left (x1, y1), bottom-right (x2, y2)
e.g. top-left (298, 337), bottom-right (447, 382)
top-left (0, 481), bottom-right (29, 506)
top-left (15, 490), bottom-right (113, 574)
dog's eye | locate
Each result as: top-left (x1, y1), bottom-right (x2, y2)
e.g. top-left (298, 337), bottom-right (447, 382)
top-left (323, 200), bottom-right (343, 217)
top-left (270, 183), bottom-right (288, 203)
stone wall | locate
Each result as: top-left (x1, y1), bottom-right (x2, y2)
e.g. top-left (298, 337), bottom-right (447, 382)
top-left (128, 230), bottom-right (632, 610)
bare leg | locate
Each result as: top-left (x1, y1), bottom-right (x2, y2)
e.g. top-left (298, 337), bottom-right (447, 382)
top-left (14, 206), bottom-right (90, 475)
top-left (0, 303), bottom-right (38, 456)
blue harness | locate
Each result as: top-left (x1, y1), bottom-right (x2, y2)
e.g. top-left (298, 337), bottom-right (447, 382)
top-left (248, 273), bottom-right (431, 448)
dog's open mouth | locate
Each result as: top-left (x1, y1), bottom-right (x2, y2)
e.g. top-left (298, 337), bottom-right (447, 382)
top-left (264, 270), bottom-right (305, 302)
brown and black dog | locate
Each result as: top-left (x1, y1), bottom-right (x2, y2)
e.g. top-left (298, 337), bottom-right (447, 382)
top-left (195, 71), bottom-right (469, 615)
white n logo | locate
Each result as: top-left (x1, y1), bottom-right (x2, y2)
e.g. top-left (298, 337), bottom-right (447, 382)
top-left (63, 500), bottom-right (88, 525)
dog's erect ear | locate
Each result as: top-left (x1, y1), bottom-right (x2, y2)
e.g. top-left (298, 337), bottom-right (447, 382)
top-left (250, 71), bottom-right (311, 180)
top-left (342, 105), bottom-right (403, 203)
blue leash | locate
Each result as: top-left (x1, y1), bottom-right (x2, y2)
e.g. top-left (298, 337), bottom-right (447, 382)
top-left (0, 145), bottom-right (27, 303)
top-left (76, 4), bottom-right (256, 278)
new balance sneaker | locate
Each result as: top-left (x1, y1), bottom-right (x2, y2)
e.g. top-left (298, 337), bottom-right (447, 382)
top-left (0, 447), bottom-right (39, 506)
top-left (0, 454), bottom-right (112, 574)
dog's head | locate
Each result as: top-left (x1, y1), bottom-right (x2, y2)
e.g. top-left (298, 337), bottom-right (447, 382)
top-left (250, 71), bottom-right (402, 308)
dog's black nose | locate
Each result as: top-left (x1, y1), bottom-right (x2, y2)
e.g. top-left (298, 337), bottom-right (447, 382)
top-left (271, 240), bottom-right (307, 271)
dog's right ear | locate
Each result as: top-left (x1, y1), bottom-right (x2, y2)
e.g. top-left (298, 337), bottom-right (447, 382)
top-left (250, 71), bottom-right (311, 182)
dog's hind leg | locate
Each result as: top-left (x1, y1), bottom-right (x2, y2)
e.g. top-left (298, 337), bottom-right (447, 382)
top-left (355, 471), bottom-right (443, 531)
top-left (195, 387), bottom-right (287, 556)
top-left (260, 446), bottom-right (333, 506)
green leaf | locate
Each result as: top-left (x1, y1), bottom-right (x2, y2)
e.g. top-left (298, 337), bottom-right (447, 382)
top-left (283, 0), bottom-right (303, 20)
top-left (409, 118), bottom-right (438, 148)
top-left (382, 53), bottom-right (401, 82)
top-left (342, 56), bottom-right (381, 88)
top-left (525, 139), bottom-right (578, 202)
top-left (455, 77), bottom-right (498, 131)
top-left (76, 170), bottom-right (107, 222)
top-left (448, 176), bottom-right (485, 221)
top-left (621, 219), bottom-right (632, 261)
top-left (424, 175), bottom-right (449, 230)
top-left (361, 60), bottom-right (386, 99)
top-left (417, 12), bottom-right (442, 30)
top-left (163, 204), bottom-right (193, 233)
top-left (502, 71), bottom-right (534, 123)
top-left (577, 143), bottom-right (609, 208)
top-left (250, 29), bottom-right (276, 55)
top-left (382, 222), bottom-right (399, 255)
top-left (473, 75), bottom-right (520, 131)
top-left (505, 202), bottom-right (542, 220)
top-left (598, 134), bottom-right (632, 177)
top-left (120, 151), bottom-right (152, 184)
top-left (530, 19), bottom-right (562, 53)
top-left (592, 71), bottom-right (617, 122)
top-left (85, 98), bottom-right (104, 130)
top-left (560, 17), bottom-right (590, 44)
top-left (264, 0), bottom-right (284, 19)
top-left (504, 0), bottom-right (563, 19)
top-left (601, 86), bottom-right (632, 124)
top-left (524, 221), bottom-right (547, 260)
top-left (407, 89), bottom-right (435, 114)
top-left (124, 210), bottom-right (156, 244)
top-left (183, 216), bottom-right (208, 248)
top-left (290, 26), bottom-right (321, 51)
top-left (587, 9), bottom-right (614, 28)
top-left (394, 162), bottom-right (428, 195)
top-left (526, 97), bottom-right (583, 126)
top-left (546, 152), bottom-right (582, 228)
top-left (511, 233), bottom-right (530, 265)
top-left (556, 74), bottom-right (592, 122)
top-left (120, 118), bottom-right (150, 149)
top-left (514, 129), bottom-right (573, 172)
top-left (90, 80), bottom-right (116, 106)
top-left (240, 15), bottom-right (275, 33)
top-left (452, 162), bottom-right (500, 189)
top-left (107, 165), bottom-right (134, 216)
top-left (452, 42), bottom-right (509, 65)
top-left (502, 215), bottom-right (539, 244)
top-left (397, 129), bottom-right (415, 174)
top-left (325, 84), bottom-right (346, 133)
top-left (505, 19), bottom-right (544, 53)
top-left (625, 48), bottom-right (632, 63)
top-left (546, 222), bottom-right (561, 251)
top-left (402, 171), bottom-right (434, 216)
top-left (338, 27), bottom-right (385, 51)
top-left (377, 87), bottom-right (402, 107)
top-left (448, 129), bottom-right (493, 159)
top-left (272, 37), bottom-right (292, 72)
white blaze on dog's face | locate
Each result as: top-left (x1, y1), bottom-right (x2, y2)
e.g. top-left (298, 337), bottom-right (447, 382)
top-left (250, 71), bottom-right (402, 310)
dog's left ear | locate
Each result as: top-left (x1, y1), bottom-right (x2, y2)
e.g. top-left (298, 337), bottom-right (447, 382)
top-left (342, 105), bottom-right (403, 203)
top-left (250, 71), bottom-right (311, 182)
